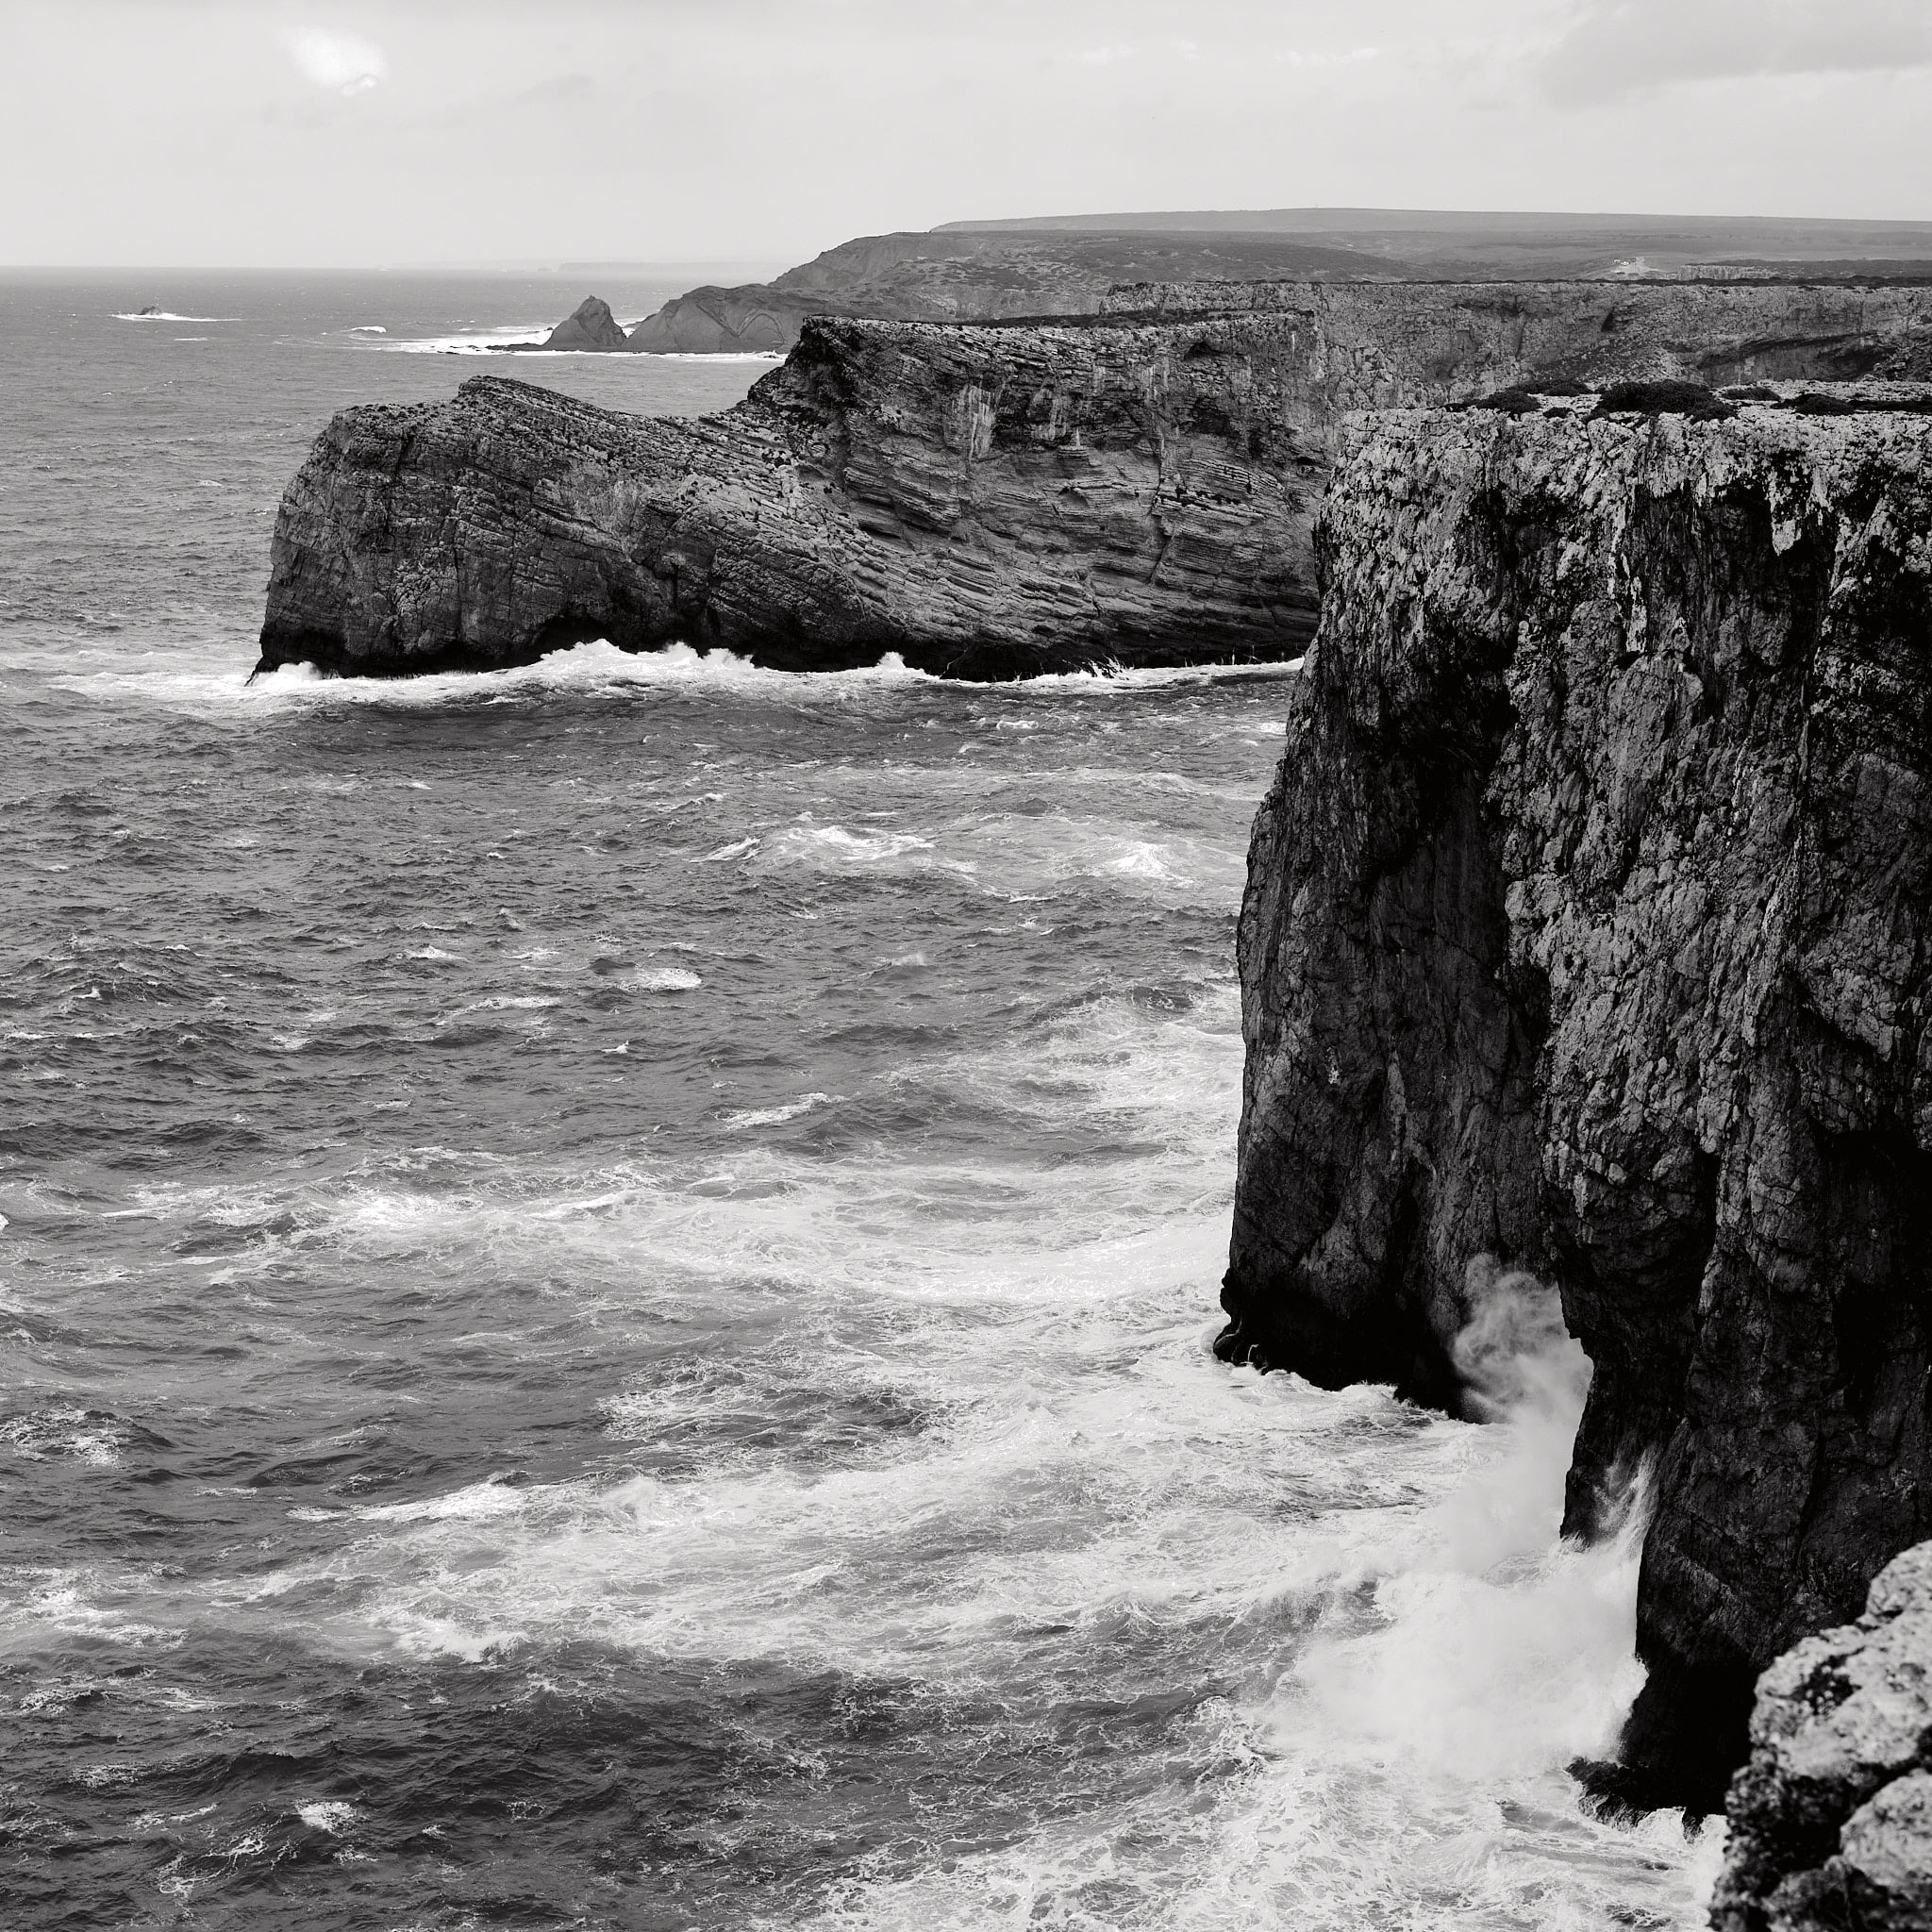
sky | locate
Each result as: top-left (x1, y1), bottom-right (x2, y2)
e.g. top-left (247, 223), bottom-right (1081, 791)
top-left (4, 0), bottom-right (1929, 267)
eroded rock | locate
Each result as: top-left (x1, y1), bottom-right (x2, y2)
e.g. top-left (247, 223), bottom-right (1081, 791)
top-left (1224, 391), bottom-right (1932, 1809)
top-left (260, 284), bottom-right (1932, 680)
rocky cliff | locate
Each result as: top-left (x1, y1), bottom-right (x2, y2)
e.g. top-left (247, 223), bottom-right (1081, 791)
top-left (256, 314), bottom-right (1327, 678)
top-left (1100, 278), bottom-right (1932, 391)
top-left (1715, 1541), bottom-right (1932, 1930)
top-left (259, 284), bottom-right (1932, 680)
top-left (1223, 390), bottom-right (1932, 1812)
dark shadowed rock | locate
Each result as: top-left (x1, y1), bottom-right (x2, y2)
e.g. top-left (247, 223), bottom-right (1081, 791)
top-left (256, 315), bottom-right (1330, 679)
top-left (1224, 392), bottom-right (1932, 1811)
top-left (1715, 1542), bottom-right (1932, 1930)
top-left (540, 296), bottom-right (629, 352)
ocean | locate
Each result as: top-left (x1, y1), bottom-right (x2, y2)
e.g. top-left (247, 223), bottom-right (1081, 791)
top-left (2, 271), bottom-right (1717, 1929)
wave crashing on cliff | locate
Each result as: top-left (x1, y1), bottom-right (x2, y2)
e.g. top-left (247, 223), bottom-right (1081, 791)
top-left (3, 275), bottom-right (1722, 1925)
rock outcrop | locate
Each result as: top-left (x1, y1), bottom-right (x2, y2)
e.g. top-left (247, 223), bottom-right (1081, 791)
top-left (256, 315), bottom-right (1328, 678)
top-left (259, 283), bottom-right (1932, 680)
top-left (1715, 1542), bottom-right (1932, 1929)
top-left (537, 295), bottom-right (630, 353)
top-left (1222, 390), bottom-right (1932, 1811)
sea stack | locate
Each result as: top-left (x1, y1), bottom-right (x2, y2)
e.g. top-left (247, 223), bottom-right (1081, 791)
top-left (540, 295), bottom-right (630, 352)
top-left (1222, 385), bottom-right (1932, 1811)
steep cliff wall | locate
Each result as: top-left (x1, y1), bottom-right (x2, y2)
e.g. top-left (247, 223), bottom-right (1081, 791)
top-left (1224, 391), bottom-right (1932, 1810)
top-left (261, 286), bottom-right (1932, 680)
top-left (258, 314), bottom-right (1327, 678)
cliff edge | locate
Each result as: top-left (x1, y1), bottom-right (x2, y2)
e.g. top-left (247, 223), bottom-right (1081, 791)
top-left (1224, 391), bottom-right (1932, 1810)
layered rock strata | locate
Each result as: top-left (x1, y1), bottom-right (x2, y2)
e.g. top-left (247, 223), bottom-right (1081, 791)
top-left (1223, 391), bottom-right (1932, 1810)
top-left (257, 315), bottom-right (1328, 678)
top-left (261, 285), bottom-right (1932, 679)
top-left (1100, 278), bottom-right (1932, 389)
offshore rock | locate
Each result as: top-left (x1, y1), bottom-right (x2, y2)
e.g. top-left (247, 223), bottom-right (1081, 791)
top-left (261, 284), bottom-right (1932, 680)
top-left (1224, 391), bottom-right (1932, 1809)
top-left (1714, 1543), bottom-right (1932, 1930)
top-left (257, 314), bottom-right (1328, 678)
top-left (538, 296), bottom-right (630, 353)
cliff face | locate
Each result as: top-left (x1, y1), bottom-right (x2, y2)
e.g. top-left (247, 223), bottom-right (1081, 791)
top-left (258, 315), bottom-right (1326, 678)
top-left (1102, 278), bottom-right (1932, 393)
top-left (1715, 1541), bottom-right (1932, 1930)
top-left (261, 284), bottom-right (1932, 680)
top-left (1224, 392), bottom-right (1932, 1811)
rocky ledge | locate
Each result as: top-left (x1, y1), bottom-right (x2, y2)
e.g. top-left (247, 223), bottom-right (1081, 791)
top-left (260, 283), bottom-right (1932, 680)
top-left (1222, 391), bottom-right (1932, 1811)
top-left (1714, 1541), bottom-right (1932, 1930)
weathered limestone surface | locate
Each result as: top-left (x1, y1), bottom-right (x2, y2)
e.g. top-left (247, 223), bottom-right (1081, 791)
top-left (261, 284), bottom-right (1932, 679)
top-left (1223, 392), bottom-right (1932, 1809)
top-left (1715, 1542), bottom-right (1932, 1930)
top-left (257, 313), bottom-right (1329, 678)
top-left (1102, 278), bottom-right (1932, 393)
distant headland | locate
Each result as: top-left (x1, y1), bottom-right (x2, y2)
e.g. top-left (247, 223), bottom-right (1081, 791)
top-left (522, 207), bottom-right (1932, 357)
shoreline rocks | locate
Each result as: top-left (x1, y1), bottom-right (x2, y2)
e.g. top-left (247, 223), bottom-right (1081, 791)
top-left (1223, 391), bottom-right (1932, 1811)
top-left (1714, 1543), bottom-right (1932, 1929)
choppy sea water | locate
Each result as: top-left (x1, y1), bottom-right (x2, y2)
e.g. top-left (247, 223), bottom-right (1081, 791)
top-left (2, 274), bottom-right (1717, 1928)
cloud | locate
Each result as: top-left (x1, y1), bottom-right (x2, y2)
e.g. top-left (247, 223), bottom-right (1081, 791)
top-left (1543, 0), bottom-right (1932, 102)
top-left (285, 27), bottom-right (389, 95)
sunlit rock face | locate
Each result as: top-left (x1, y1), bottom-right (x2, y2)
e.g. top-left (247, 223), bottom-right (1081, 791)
top-left (1222, 389), bottom-right (1932, 1811)
top-left (1714, 1543), bottom-right (1932, 1930)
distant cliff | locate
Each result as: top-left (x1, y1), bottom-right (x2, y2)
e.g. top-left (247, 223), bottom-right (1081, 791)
top-left (260, 281), bottom-right (1932, 680)
top-left (624, 227), bottom-right (1403, 354)
top-left (1222, 390), bottom-right (1932, 1812)
top-left (623, 212), bottom-right (1932, 356)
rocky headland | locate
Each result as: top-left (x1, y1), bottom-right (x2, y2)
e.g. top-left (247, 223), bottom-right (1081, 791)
top-left (258, 280), bottom-right (1932, 680)
top-left (615, 210), bottom-right (1932, 357)
top-left (256, 313), bottom-right (1328, 678)
top-left (1221, 388), bottom-right (1932, 1817)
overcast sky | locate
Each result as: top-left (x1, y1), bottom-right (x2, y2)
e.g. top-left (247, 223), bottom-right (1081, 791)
top-left (6, 0), bottom-right (1929, 266)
